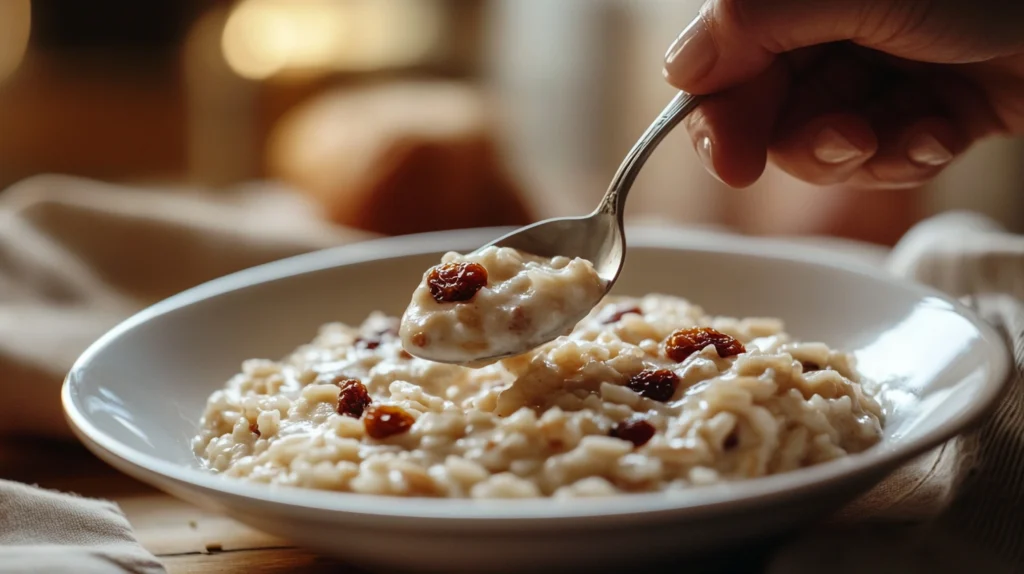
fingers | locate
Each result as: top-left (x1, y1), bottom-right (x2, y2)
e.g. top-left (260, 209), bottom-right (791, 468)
top-left (856, 117), bottom-right (965, 189)
top-left (685, 39), bottom-right (975, 189)
top-left (664, 0), bottom-right (884, 95)
top-left (765, 115), bottom-right (967, 189)
top-left (765, 46), bottom-right (882, 185)
top-left (663, 0), bottom-right (1004, 96)
top-left (682, 61), bottom-right (789, 188)
top-left (853, 79), bottom-right (967, 188)
top-left (768, 113), bottom-right (878, 185)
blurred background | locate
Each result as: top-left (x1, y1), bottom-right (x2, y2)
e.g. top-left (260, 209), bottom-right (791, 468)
top-left (1, 0), bottom-right (1022, 246)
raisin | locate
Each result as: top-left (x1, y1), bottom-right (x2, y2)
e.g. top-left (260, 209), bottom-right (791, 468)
top-left (665, 327), bottom-right (746, 363)
top-left (611, 419), bottom-right (656, 447)
top-left (723, 431), bottom-right (739, 450)
top-left (599, 304), bottom-right (642, 325)
top-left (801, 361), bottom-right (822, 372)
top-left (334, 378), bottom-right (372, 418)
top-left (626, 369), bottom-right (679, 402)
top-left (363, 404), bottom-right (415, 439)
top-left (427, 262), bottom-right (488, 303)
top-left (248, 421), bottom-right (260, 437)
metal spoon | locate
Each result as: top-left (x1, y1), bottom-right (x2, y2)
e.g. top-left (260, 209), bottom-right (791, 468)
top-left (479, 90), bottom-right (700, 277)
top-left (466, 90), bottom-right (702, 360)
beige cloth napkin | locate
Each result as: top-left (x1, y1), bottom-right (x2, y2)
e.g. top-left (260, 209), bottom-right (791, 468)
top-left (0, 175), bottom-right (373, 438)
top-left (0, 176), bottom-right (1020, 572)
top-left (0, 480), bottom-right (164, 574)
top-left (0, 175), bottom-right (371, 574)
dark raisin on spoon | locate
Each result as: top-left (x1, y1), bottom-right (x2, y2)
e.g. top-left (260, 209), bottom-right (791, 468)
top-left (427, 262), bottom-right (488, 303)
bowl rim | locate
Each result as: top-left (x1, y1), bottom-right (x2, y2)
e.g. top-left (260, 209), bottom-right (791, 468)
top-left (62, 226), bottom-right (1011, 523)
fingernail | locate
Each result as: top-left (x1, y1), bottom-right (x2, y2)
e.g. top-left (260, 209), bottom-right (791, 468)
top-left (813, 127), bottom-right (863, 164)
top-left (907, 133), bottom-right (953, 166)
top-left (664, 15), bottom-right (718, 88)
top-left (695, 133), bottom-right (722, 182)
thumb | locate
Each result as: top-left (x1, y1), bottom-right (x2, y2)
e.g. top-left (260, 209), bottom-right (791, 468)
top-left (664, 0), bottom-right (993, 95)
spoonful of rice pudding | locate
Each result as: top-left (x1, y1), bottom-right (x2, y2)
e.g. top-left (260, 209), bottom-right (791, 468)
top-left (401, 91), bottom-right (701, 364)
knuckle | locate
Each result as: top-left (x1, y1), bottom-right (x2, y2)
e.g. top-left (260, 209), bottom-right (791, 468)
top-left (856, 0), bottom-right (939, 48)
top-left (712, 0), bottom-right (750, 30)
top-left (712, 0), bottom-right (754, 41)
top-left (711, 0), bottom-right (785, 54)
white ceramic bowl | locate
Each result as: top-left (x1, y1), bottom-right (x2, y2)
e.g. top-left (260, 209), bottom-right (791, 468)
top-left (63, 227), bottom-right (1009, 573)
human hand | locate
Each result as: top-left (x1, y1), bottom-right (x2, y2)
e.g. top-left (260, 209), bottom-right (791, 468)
top-left (664, 0), bottom-right (1024, 188)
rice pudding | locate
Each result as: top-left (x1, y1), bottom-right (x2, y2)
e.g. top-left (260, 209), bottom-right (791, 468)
top-left (399, 246), bottom-right (606, 363)
top-left (192, 294), bottom-right (884, 498)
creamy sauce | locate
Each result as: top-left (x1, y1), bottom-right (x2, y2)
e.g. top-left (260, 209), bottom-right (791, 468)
top-left (399, 246), bottom-right (607, 363)
top-left (192, 295), bottom-right (884, 498)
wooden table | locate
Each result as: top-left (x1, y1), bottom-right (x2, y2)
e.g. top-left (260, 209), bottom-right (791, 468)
top-left (0, 438), bottom-right (367, 573)
top-left (2, 438), bottom-right (779, 573)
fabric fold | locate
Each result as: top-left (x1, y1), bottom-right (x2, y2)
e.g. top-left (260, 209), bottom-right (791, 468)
top-left (0, 480), bottom-right (165, 574)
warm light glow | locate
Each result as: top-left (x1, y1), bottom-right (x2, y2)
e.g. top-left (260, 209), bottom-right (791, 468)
top-left (221, 0), bottom-right (443, 80)
top-left (0, 0), bottom-right (31, 83)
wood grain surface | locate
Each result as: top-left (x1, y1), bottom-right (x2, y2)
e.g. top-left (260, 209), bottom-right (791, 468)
top-left (1, 438), bottom-right (777, 573)
top-left (0, 438), bottom-right (367, 573)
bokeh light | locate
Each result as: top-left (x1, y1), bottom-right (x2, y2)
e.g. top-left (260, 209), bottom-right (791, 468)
top-left (0, 0), bottom-right (32, 84)
top-left (221, 0), bottom-right (443, 80)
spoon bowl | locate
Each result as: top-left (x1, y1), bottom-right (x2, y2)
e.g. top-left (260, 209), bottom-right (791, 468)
top-left (456, 91), bottom-right (701, 362)
top-left (406, 91), bottom-right (700, 366)
top-left (447, 212), bottom-right (625, 365)
top-left (480, 90), bottom-right (699, 292)
top-left (479, 211), bottom-right (624, 283)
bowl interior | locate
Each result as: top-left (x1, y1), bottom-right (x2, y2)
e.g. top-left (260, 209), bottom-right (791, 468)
top-left (64, 227), bottom-right (1008, 514)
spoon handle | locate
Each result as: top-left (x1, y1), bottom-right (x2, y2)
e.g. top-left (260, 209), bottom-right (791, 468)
top-left (598, 90), bottom-right (702, 217)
